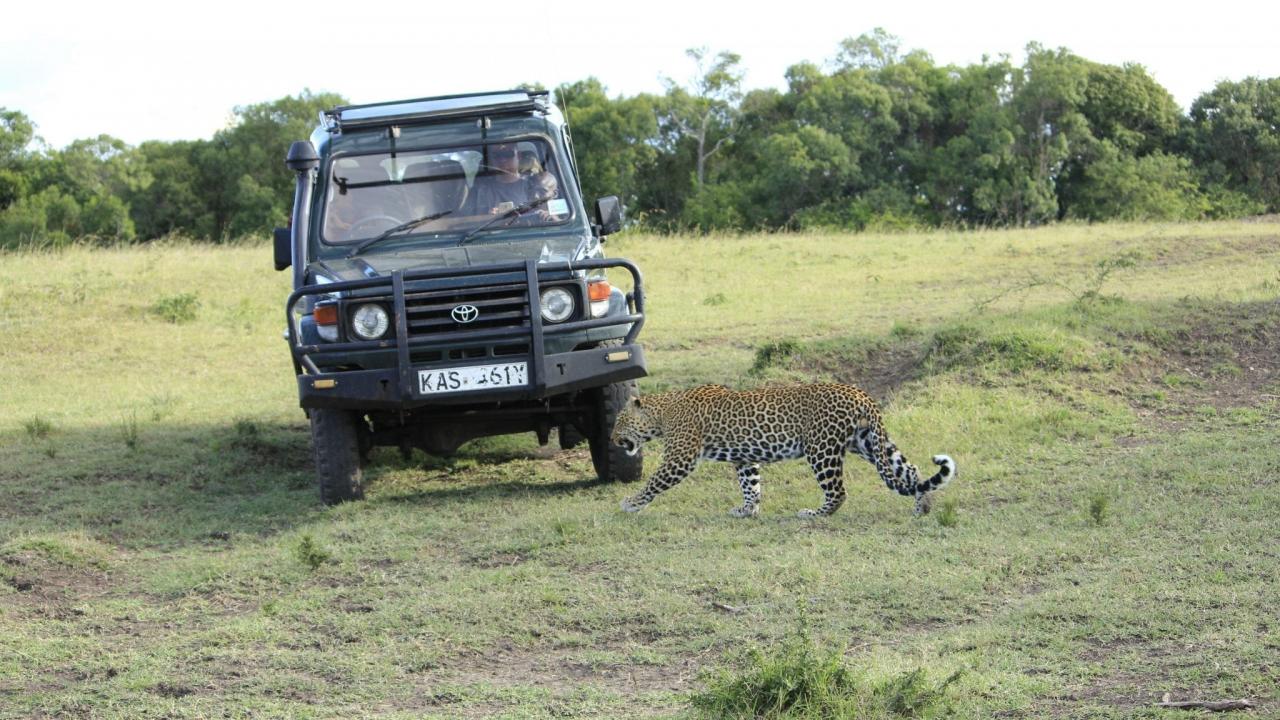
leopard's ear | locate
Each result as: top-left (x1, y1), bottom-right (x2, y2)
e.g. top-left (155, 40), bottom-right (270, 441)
top-left (630, 396), bottom-right (643, 409)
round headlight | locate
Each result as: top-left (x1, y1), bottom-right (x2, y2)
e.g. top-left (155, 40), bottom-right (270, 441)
top-left (351, 303), bottom-right (390, 340)
top-left (540, 287), bottom-right (575, 323)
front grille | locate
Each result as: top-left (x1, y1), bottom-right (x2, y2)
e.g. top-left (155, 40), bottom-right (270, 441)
top-left (402, 282), bottom-right (530, 338)
top-left (410, 343), bottom-right (530, 364)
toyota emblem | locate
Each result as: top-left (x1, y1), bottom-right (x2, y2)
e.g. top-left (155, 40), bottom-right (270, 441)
top-left (451, 304), bottom-right (479, 323)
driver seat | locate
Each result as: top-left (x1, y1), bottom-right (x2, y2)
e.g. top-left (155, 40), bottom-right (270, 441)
top-left (402, 159), bottom-right (469, 218)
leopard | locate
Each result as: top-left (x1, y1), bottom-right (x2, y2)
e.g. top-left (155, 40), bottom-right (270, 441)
top-left (610, 383), bottom-right (955, 518)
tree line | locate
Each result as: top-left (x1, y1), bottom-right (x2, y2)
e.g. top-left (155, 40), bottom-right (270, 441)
top-left (2, 31), bottom-right (1279, 248)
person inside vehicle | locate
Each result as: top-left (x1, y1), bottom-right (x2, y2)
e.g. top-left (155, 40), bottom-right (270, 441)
top-left (325, 185), bottom-right (360, 241)
top-left (519, 149), bottom-right (543, 175)
top-left (466, 142), bottom-right (562, 220)
top-left (325, 158), bottom-right (410, 241)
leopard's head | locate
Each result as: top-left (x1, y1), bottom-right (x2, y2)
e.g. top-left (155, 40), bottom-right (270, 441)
top-left (611, 396), bottom-right (661, 456)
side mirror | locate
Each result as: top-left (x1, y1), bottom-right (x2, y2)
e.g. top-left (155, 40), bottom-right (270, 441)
top-left (595, 196), bottom-right (623, 237)
top-left (273, 227), bottom-right (292, 271)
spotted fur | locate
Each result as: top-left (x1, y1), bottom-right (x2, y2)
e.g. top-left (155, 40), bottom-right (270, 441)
top-left (611, 383), bottom-right (955, 518)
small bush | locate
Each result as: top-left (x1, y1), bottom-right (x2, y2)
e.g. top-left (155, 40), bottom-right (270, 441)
top-left (927, 325), bottom-right (977, 361)
top-left (23, 416), bottom-right (53, 440)
top-left (227, 417), bottom-right (274, 455)
top-left (294, 534), bottom-right (332, 571)
top-left (751, 340), bottom-right (800, 375)
top-left (147, 393), bottom-right (178, 422)
top-left (691, 626), bottom-right (859, 718)
top-left (934, 499), bottom-right (958, 528)
top-left (151, 293), bottom-right (201, 324)
top-left (1088, 492), bottom-right (1110, 526)
top-left (690, 619), bottom-right (959, 718)
top-left (703, 292), bottom-right (728, 306)
top-left (119, 412), bottom-right (140, 451)
top-left (890, 322), bottom-right (921, 339)
top-left (927, 325), bottom-right (1095, 374)
top-left (973, 332), bottom-right (1067, 372)
top-left (233, 417), bottom-right (261, 443)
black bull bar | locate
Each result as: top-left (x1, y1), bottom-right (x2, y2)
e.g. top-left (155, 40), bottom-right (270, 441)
top-left (286, 258), bottom-right (647, 410)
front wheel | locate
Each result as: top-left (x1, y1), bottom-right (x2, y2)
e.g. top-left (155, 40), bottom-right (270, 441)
top-left (588, 381), bottom-right (644, 483)
top-left (309, 408), bottom-right (367, 504)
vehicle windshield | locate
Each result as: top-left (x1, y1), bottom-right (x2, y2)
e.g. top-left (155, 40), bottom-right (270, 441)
top-left (320, 139), bottom-right (571, 247)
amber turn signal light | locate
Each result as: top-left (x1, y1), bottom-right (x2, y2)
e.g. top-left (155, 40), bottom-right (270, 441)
top-left (588, 281), bottom-right (611, 302)
top-left (314, 304), bottom-right (339, 326)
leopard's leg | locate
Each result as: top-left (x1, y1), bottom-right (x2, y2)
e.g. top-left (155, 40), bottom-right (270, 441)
top-left (799, 442), bottom-right (847, 518)
top-left (620, 435), bottom-right (700, 513)
top-left (912, 456), bottom-right (957, 515)
top-left (729, 462), bottom-right (762, 518)
top-left (914, 492), bottom-right (933, 516)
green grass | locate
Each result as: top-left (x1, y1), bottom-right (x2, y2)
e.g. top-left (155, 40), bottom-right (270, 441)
top-left (1, 221), bottom-right (1279, 717)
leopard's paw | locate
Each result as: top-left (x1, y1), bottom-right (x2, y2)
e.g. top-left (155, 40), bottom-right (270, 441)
top-left (797, 508), bottom-right (820, 519)
top-left (914, 493), bottom-right (933, 516)
top-left (729, 505), bottom-right (759, 518)
top-left (620, 497), bottom-right (646, 513)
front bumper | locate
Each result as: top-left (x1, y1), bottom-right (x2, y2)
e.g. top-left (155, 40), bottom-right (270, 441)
top-left (298, 343), bottom-right (645, 410)
top-left (286, 258), bottom-right (647, 411)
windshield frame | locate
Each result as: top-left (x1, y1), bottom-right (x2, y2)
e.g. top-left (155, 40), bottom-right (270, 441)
top-left (314, 134), bottom-right (578, 254)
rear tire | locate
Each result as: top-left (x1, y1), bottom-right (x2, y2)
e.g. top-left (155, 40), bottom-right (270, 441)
top-left (589, 380), bottom-right (643, 483)
top-left (309, 408), bottom-right (366, 504)
top-left (558, 423), bottom-right (586, 450)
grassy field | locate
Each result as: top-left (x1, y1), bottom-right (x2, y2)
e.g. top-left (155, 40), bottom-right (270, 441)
top-left (1, 221), bottom-right (1278, 718)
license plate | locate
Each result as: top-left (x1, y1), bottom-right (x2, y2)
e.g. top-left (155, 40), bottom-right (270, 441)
top-left (417, 362), bottom-right (528, 395)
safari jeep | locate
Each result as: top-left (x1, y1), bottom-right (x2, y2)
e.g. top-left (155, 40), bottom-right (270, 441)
top-left (274, 90), bottom-right (646, 503)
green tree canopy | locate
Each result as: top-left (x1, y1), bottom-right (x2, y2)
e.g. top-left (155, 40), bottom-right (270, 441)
top-left (1187, 77), bottom-right (1280, 211)
top-left (5, 41), bottom-right (1280, 245)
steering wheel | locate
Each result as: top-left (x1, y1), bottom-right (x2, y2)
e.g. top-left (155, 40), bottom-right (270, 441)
top-left (348, 215), bottom-right (402, 239)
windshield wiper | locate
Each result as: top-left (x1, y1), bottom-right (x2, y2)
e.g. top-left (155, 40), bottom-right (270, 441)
top-left (346, 210), bottom-right (454, 258)
top-left (457, 198), bottom-right (549, 246)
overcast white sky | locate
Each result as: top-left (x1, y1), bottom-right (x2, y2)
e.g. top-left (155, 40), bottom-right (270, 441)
top-left (4, 0), bottom-right (1278, 149)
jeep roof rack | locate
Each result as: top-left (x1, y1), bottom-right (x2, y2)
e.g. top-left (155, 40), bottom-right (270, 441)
top-left (322, 90), bottom-right (552, 133)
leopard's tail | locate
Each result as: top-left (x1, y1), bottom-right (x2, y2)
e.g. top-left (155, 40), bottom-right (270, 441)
top-left (917, 455), bottom-right (956, 495)
top-left (855, 425), bottom-right (956, 507)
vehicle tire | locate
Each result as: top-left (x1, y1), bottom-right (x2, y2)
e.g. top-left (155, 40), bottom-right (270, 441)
top-left (588, 380), bottom-right (644, 483)
top-left (309, 408), bottom-right (366, 504)
top-left (558, 422), bottom-right (585, 450)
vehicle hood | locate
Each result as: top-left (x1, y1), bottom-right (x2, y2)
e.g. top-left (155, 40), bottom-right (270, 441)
top-left (313, 237), bottom-right (589, 282)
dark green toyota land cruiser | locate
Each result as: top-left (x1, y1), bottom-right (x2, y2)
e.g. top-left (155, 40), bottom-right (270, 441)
top-left (274, 90), bottom-right (647, 503)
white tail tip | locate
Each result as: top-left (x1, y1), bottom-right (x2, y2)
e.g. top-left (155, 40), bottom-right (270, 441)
top-left (932, 454), bottom-right (956, 478)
